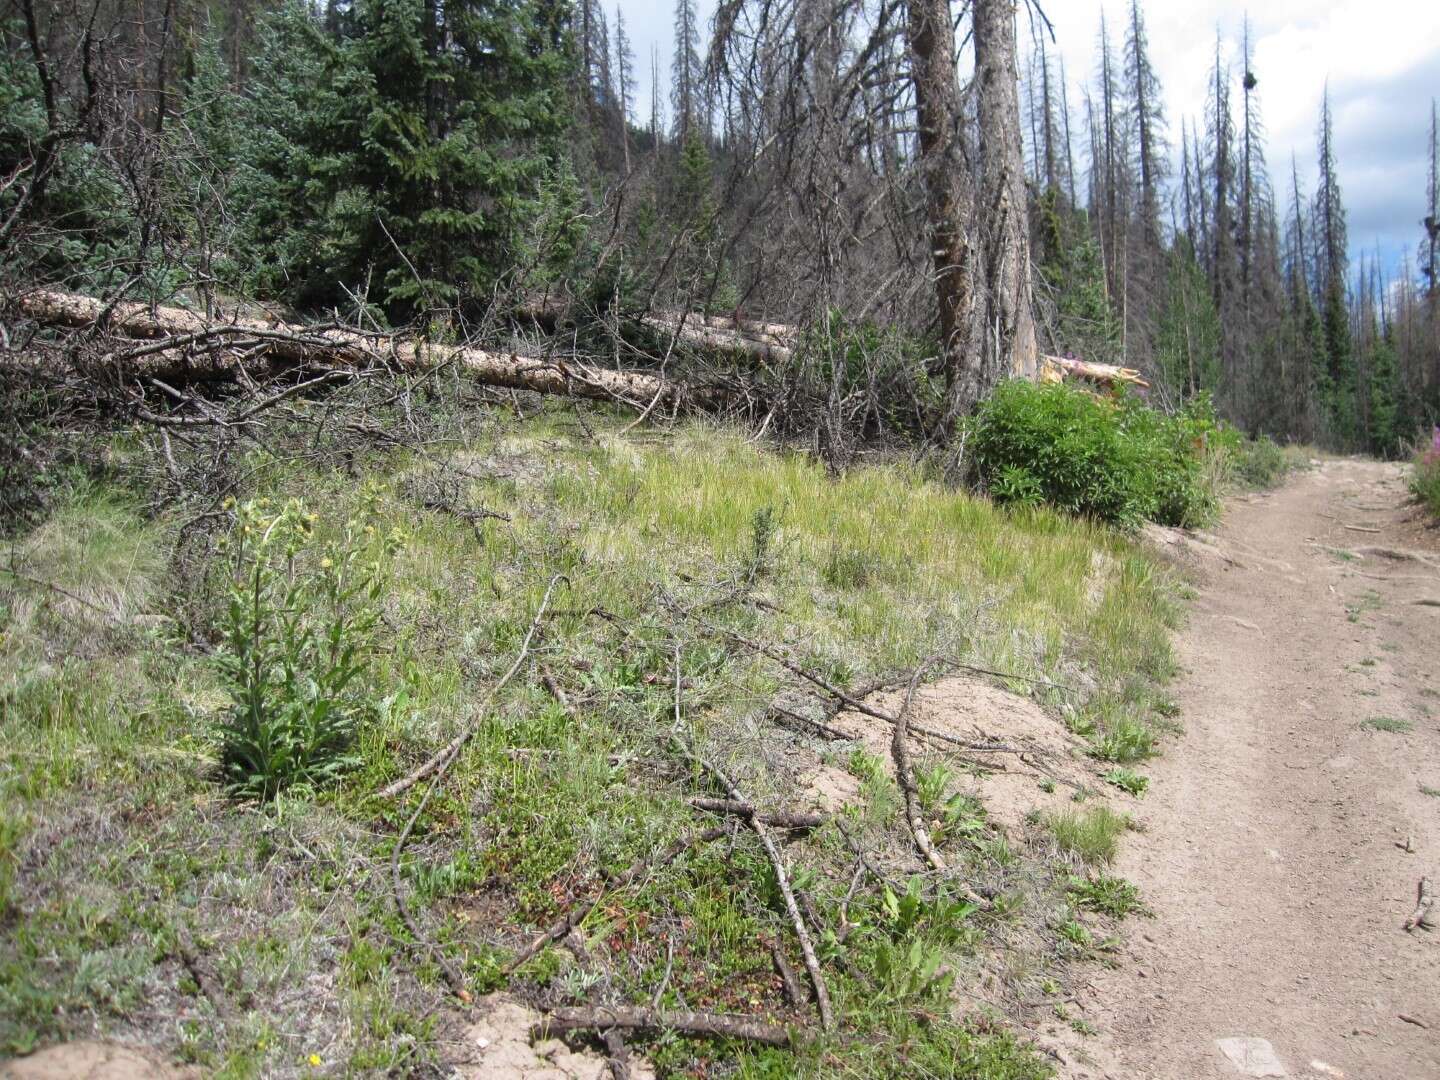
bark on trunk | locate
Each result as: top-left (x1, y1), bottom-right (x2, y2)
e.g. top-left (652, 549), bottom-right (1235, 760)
top-left (905, 0), bottom-right (976, 426)
top-left (15, 289), bottom-right (728, 410)
top-left (975, 0), bottom-right (1038, 381)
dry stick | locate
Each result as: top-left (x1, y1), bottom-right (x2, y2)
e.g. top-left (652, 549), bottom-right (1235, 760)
top-left (540, 668), bottom-right (573, 716)
top-left (1404, 876), bottom-right (1434, 932)
top-left (676, 741), bottom-right (835, 1031)
top-left (771, 941), bottom-right (805, 1006)
top-left (688, 798), bottom-right (826, 830)
top-left (533, 1006), bottom-right (796, 1048)
top-left (386, 575), bottom-right (568, 1000)
top-left (893, 667), bottom-right (946, 874)
top-left (602, 1030), bottom-right (631, 1080)
top-left (377, 574), bottom-right (568, 799)
top-left (503, 826), bottom-right (728, 976)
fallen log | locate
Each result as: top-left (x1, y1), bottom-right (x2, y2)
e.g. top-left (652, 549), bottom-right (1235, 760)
top-left (512, 297), bottom-right (792, 364)
top-left (14, 288), bottom-right (731, 411)
top-left (1039, 354), bottom-right (1149, 391)
top-left (643, 313), bottom-right (793, 364)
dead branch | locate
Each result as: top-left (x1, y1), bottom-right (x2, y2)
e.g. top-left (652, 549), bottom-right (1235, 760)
top-left (1404, 876), bottom-right (1434, 932)
top-left (603, 1029), bottom-right (631, 1080)
top-left (386, 575), bottom-right (567, 1001)
top-left (688, 798), bottom-right (826, 830)
top-left (675, 741), bottom-right (835, 1031)
top-left (533, 1005), bottom-right (798, 1048)
top-left (771, 941), bottom-right (805, 1007)
top-left (893, 667), bottom-right (946, 873)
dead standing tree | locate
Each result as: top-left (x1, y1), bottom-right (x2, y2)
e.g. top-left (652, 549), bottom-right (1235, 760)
top-left (905, 0), bottom-right (979, 426)
top-left (975, 0), bottom-right (1039, 382)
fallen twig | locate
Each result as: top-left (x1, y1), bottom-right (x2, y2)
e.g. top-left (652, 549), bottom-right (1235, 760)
top-left (533, 1005), bottom-right (798, 1048)
top-left (676, 741), bottom-right (835, 1031)
top-left (603, 1029), bottom-right (631, 1080)
top-left (893, 667), bottom-right (946, 874)
top-left (1403, 876), bottom-right (1433, 932)
top-left (688, 798), bottom-right (826, 830)
top-left (771, 941), bottom-right (805, 1007)
top-left (386, 575), bottom-right (568, 1000)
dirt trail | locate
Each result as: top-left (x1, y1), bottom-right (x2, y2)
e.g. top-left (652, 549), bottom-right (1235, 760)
top-left (1065, 459), bottom-right (1440, 1080)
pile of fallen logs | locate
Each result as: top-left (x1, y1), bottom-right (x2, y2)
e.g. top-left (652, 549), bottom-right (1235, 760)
top-left (11, 288), bottom-right (733, 413)
top-left (11, 287), bottom-right (1147, 416)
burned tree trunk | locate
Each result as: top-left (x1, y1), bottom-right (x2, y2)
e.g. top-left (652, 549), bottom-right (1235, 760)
top-left (974, 0), bottom-right (1038, 381)
top-left (905, 0), bottom-right (977, 426)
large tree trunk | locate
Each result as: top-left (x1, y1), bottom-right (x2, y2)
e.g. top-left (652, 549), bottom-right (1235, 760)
top-left (975, 0), bottom-right (1038, 381)
top-left (905, 0), bottom-right (977, 426)
top-left (14, 289), bottom-right (729, 410)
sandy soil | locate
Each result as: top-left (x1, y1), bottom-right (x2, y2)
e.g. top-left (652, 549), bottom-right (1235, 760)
top-left (1062, 459), bottom-right (1440, 1080)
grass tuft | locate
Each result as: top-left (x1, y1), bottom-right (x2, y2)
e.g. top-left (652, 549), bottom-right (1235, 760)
top-left (1045, 806), bottom-right (1131, 865)
top-left (1359, 716), bottom-right (1412, 734)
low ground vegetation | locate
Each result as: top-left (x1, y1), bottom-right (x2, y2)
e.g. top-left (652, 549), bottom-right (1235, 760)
top-left (0, 377), bottom-right (1185, 1076)
top-left (1412, 429), bottom-right (1440, 520)
top-left (968, 381), bottom-right (1300, 529)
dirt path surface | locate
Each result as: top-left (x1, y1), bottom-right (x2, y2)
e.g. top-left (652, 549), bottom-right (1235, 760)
top-left (1065, 459), bottom-right (1440, 1080)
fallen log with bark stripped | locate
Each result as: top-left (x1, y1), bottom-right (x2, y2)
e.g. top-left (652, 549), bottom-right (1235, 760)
top-left (514, 298), bottom-right (793, 364)
top-left (12, 288), bottom-right (733, 411)
top-left (1039, 354), bottom-right (1149, 391)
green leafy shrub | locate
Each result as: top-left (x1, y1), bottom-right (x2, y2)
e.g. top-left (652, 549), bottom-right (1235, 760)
top-left (215, 492), bottom-right (400, 800)
top-left (1412, 432), bottom-right (1440, 520)
top-left (970, 380), bottom-right (1225, 528)
top-left (1232, 436), bottom-right (1291, 489)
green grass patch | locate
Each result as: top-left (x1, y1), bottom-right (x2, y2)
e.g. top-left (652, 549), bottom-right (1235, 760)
top-left (1066, 874), bottom-right (1148, 918)
top-left (1360, 716), bottom-right (1412, 734)
top-left (1044, 806), bottom-right (1131, 865)
top-left (0, 403), bottom-right (1187, 1076)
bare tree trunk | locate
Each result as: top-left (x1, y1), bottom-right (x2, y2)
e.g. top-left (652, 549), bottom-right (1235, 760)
top-left (975, 0), bottom-right (1038, 379)
top-left (905, 0), bottom-right (976, 424)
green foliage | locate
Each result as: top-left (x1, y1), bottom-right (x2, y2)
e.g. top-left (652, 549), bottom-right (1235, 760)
top-left (1359, 716), bottom-right (1411, 734)
top-left (1101, 768), bottom-right (1148, 796)
top-left (1044, 805), bottom-right (1130, 865)
top-left (1154, 242), bottom-right (1222, 401)
top-left (1035, 197), bottom-right (1122, 363)
top-left (1365, 337), bottom-right (1403, 458)
top-left (1232, 436), bottom-right (1290, 489)
top-left (670, 133), bottom-right (736, 311)
top-left (215, 493), bottom-right (400, 799)
top-left (232, 0), bottom-right (573, 319)
top-left (970, 380), bottom-right (1224, 528)
top-left (1066, 874), bottom-right (1148, 918)
top-left (1412, 443), bottom-right (1440, 520)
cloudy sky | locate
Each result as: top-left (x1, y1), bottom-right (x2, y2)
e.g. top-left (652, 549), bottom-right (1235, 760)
top-left (615, 0), bottom-right (1440, 274)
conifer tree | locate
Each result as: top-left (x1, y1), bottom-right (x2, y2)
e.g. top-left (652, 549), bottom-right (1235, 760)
top-left (1124, 0), bottom-right (1164, 246)
top-left (234, 0), bottom-right (572, 319)
top-left (671, 0), bottom-right (701, 143)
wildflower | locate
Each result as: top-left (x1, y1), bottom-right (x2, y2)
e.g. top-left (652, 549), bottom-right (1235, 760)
top-left (320, 558), bottom-right (333, 569)
top-left (308, 1053), bottom-right (322, 1067)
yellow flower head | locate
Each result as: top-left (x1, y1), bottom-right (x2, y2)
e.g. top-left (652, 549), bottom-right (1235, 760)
top-left (308, 1053), bottom-right (322, 1067)
top-left (320, 558), bottom-right (333, 569)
